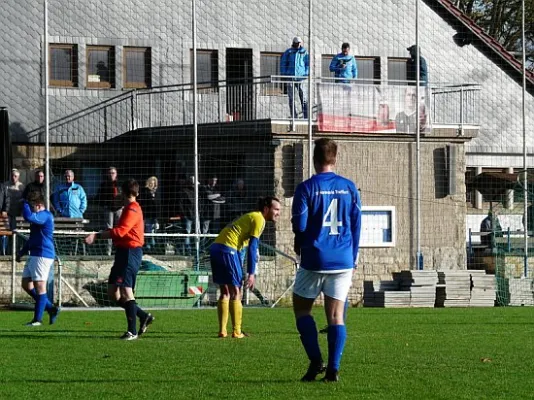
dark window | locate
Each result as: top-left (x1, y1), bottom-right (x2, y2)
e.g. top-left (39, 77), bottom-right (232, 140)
top-left (87, 46), bottom-right (115, 89)
top-left (388, 58), bottom-right (408, 85)
top-left (356, 57), bottom-right (381, 85)
top-left (124, 47), bottom-right (151, 88)
top-left (191, 49), bottom-right (218, 90)
top-left (50, 44), bottom-right (78, 87)
top-left (260, 52), bottom-right (283, 95)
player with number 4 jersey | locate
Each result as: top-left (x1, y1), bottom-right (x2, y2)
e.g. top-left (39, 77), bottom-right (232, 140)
top-left (291, 138), bottom-right (362, 383)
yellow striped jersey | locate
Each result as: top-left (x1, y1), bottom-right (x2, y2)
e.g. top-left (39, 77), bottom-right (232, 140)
top-left (214, 211), bottom-right (265, 250)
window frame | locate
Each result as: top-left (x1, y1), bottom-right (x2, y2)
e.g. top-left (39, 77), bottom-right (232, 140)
top-left (86, 45), bottom-right (115, 89)
top-left (49, 43), bottom-right (78, 88)
top-left (260, 52), bottom-right (284, 95)
top-left (191, 49), bottom-right (219, 92)
top-left (387, 57), bottom-right (409, 85)
top-left (123, 47), bottom-right (152, 89)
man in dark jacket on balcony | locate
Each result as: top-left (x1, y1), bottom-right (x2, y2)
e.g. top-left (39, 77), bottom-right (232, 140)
top-left (406, 45), bottom-right (428, 86)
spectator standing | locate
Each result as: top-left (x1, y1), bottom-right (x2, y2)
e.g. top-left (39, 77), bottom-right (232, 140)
top-left (406, 45), bottom-right (428, 86)
top-left (138, 176), bottom-right (161, 252)
top-left (227, 178), bottom-right (249, 221)
top-left (2, 169), bottom-right (25, 254)
top-left (178, 176), bottom-right (197, 255)
top-left (0, 181), bottom-right (10, 256)
top-left (280, 36), bottom-right (310, 119)
top-left (96, 167), bottom-right (122, 255)
top-left (203, 176), bottom-right (225, 235)
top-left (22, 169), bottom-right (45, 200)
top-left (480, 210), bottom-right (502, 248)
top-left (329, 42), bottom-right (358, 119)
top-left (51, 169), bottom-right (87, 218)
top-left (329, 43), bottom-right (357, 83)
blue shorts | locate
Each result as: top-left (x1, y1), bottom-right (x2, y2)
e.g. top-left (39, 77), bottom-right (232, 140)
top-left (210, 243), bottom-right (242, 287)
top-left (108, 247), bottom-right (143, 288)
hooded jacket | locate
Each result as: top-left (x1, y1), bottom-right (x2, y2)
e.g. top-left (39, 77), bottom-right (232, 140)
top-left (280, 46), bottom-right (309, 80)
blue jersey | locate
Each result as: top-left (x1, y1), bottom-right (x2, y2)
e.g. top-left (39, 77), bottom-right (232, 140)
top-left (20, 202), bottom-right (55, 259)
top-left (292, 172), bottom-right (361, 271)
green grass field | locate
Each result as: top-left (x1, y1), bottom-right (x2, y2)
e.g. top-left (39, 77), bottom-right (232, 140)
top-left (1, 307), bottom-right (534, 400)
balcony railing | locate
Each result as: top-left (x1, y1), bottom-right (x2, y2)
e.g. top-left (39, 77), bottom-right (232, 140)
top-left (26, 76), bottom-right (481, 142)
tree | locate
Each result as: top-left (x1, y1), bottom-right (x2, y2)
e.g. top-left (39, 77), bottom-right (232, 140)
top-left (453, 0), bottom-right (534, 68)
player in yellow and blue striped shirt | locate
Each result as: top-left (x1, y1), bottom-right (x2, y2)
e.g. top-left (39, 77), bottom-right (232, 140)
top-left (210, 196), bottom-right (281, 338)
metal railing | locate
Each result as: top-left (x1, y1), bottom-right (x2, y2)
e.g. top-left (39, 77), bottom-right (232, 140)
top-left (25, 77), bottom-right (481, 142)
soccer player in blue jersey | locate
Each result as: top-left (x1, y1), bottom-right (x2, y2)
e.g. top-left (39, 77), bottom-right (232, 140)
top-left (17, 191), bottom-right (60, 326)
top-left (292, 138), bottom-right (362, 382)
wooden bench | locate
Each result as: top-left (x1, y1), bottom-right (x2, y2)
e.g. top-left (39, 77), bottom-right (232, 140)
top-left (15, 216), bottom-right (90, 255)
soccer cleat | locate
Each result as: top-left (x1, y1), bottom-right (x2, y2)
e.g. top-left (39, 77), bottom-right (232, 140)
top-left (319, 325), bottom-right (328, 334)
top-left (218, 332), bottom-right (228, 338)
top-left (300, 360), bottom-right (326, 382)
top-left (25, 320), bottom-right (42, 327)
top-left (49, 306), bottom-right (61, 325)
top-left (138, 313), bottom-right (154, 336)
top-left (321, 368), bottom-right (339, 383)
top-left (120, 331), bottom-right (138, 341)
top-left (231, 331), bottom-right (249, 339)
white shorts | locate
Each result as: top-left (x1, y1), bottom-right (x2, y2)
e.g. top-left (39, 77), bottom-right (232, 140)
top-left (293, 268), bottom-right (353, 301)
top-left (22, 256), bottom-right (54, 282)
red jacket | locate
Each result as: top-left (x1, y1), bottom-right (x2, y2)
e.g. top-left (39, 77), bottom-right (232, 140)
top-left (109, 201), bottom-right (144, 248)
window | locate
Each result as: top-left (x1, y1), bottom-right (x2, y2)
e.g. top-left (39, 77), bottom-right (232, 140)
top-left (322, 54), bottom-right (380, 84)
top-left (357, 57), bottom-right (381, 85)
top-left (388, 58), bottom-right (408, 85)
top-left (321, 55), bottom-right (335, 78)
top-left (124, 47), bottom-right (151, 88)
top-left (87, 46), bottom-right (115, 88)
top-left (260, 52), bottom-right (283, 95)
top-left (49, 44), bottom-right (78, 87)
top-left (191, 49), bottom-right (218, 91)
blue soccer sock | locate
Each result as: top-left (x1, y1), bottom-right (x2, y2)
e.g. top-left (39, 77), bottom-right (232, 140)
top-left (327, 324), bottom-right (347, 372)
top-left (30, 289), bottom-right (54, 311)
top-left (124, 300), bottom-right (138, 335)
top-left (28, 288), bottom-right (39, 302)
top-left (296, 315), bottom-right (322, 363)
top-left (34, 293), bottom-right (49, 322)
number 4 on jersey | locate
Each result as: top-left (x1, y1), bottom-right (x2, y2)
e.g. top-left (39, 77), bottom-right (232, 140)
top-left (323, 198), bottom-right (342, 235)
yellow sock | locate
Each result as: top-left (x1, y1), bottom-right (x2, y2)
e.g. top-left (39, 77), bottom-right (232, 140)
top-left (217, 299), bottom-right (229, 336)
top-left (229, 300), bottom-right (243, 335)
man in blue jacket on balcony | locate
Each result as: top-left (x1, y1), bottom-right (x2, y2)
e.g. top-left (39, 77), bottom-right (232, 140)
top-left (329, 43), bottom-right (357, 83)
top-left (280, 36), bottom-right (309, 119)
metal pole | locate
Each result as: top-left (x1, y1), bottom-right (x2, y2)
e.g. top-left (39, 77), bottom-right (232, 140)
top-left (44, 0), bottom-right (50, 209)
top-left (11, 234), bottom-right (16, 304)
top-left (192, 0), bottom-right (200, 270)
top-left (522, 0), bottom-right (528, 277)
top-left (415, 0), bottom-right (422, 270)
top-left (307, 0), bottom-right (313, 178)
